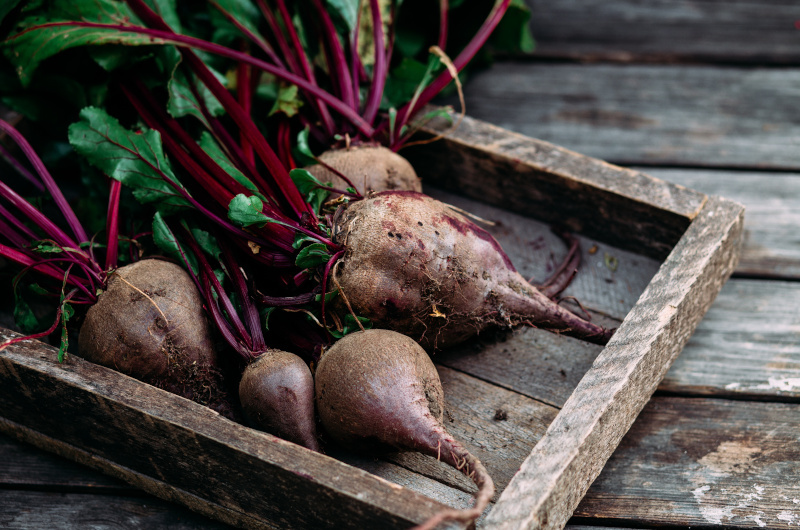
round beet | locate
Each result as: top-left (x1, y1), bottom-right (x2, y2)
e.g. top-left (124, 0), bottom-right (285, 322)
top-left (239, 349), bottom-right (320, 451)
top-left (331, 191), bottom-right (613, 350)
top-left (315, 329), bottom-right (494, 529)
top-left (306, 145), bottom-right (422, 196)
top-left (78, 259), bottom-right (232, 417)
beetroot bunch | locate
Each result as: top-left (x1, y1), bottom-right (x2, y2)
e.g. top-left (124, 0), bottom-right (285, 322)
top-left (1, 2), bottom-right (614, 528)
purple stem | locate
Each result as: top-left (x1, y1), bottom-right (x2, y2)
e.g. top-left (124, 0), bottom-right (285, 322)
top-left (25, 19), bottom-right (374, 138)
top-left (0, 143), bottom-right (45, 192)
top-left (220, 241), bottom-right (265, 351)
top-left (388, 0), bottom-right (512, 145)
top-left (0, 119), bottom-right (89, 243)
top-left (362, 0), bottom-right (388, 126)
top-left (0, 203), bottom-right (40, 244)
top-left (438, 0), bottom-right (449, 50)
top-left (105, 180), bottom-right (122, 272)
top-left (312, 0), bottom-right (356, 111)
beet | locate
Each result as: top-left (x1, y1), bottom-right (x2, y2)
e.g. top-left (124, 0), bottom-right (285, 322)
top-left (78, 259), bottom-right (233, 417)
top-left (306, 145), bottom-right (422, 196)
top-left (239, 349), bottom-right (320, 451)
top-left (315, 329), bottom-right (494, 529)
top-left (331, 191), bottom-right (614, 350)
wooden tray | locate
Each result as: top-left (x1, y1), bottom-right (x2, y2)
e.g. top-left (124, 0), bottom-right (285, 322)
top-left (0, 113), bottom-right (744, 530)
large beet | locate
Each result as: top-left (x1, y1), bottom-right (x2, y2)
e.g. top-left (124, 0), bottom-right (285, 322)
top-left (78, 259), bottom-right (232, 416)
top-left (315, 329), bottom-right (494, 529)
top-left (306, 145), bottom-right (422, 196)
top-left (331, 191), bottom-right (613, 350)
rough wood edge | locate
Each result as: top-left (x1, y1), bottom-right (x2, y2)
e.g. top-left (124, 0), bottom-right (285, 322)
top-left (0, 417), bottom-right (276, 529)
top-left (482, 196), bottom-right (745, 530)
top-left (404, 109), bottom-right (708, 259)
top-left (0, 338), bottom-right (460, 530)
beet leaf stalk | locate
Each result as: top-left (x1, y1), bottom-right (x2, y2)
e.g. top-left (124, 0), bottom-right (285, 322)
top-left (0, 119), bottom-right (120, 359)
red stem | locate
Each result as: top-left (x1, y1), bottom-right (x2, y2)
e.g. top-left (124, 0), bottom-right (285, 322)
top-left (105, 179), bottom-right (122, 272)
top-left (362, 0), bottom-right (388, 126)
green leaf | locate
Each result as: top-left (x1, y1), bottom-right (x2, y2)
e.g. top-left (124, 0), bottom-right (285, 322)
top-left (295, 242), bottom-right (330, 269)
top-left (0, 0), bottom-right (24, 25)
top-left (269, 84), bottom-right (303, 118)
top-left (292, 127), bottom-right (317, 167)
top-left (292, 232), bottom-right (319, 250)
top-left (3, 0), bottom-right (164, 86)
top-left (209, 0), bottom-right (261, 45)
top-left (197, 131), bottom-right (262, 198)
top-left (290, 168), bottom-right (329, 215)
top-left (69, 107), bottom-right (190, 212)
top-left (329, 313), bottom-right (372, 339)
top-left (228, 194), bottom-right (269, 227)
top-left (489, 0), bottom-right (535, 54)
top-left (57, 301), bottom-right (74, 363)
top-left (13, 288), bottom-right (40, 335)
top-left (152, 212), bottom-right (199, 274)
top-left (191, 228), bottom-right (223, 261)
top-left (28, 241), bottom-right (64, 254)
top-left (315, 289), bottom-right (338, 304)
top-left (325, 0), bottom-right (359, 33)
top-left (262, 306), bottom-right (276, 330)
top-left (168, 69), bottom-right (226, 125)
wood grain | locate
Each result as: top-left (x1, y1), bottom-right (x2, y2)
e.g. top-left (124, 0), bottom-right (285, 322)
top-left (642, 168), bottom-right (800, 279)
top-left (577, 396), bottom-right (800, 529)
top-left (0, 491), bottom-right (233, 530)
top-left (522, 0), bottom-right (800, 64)
top-left (446, 63), bottom-right (800, 170)
top-left (661, 278), bottom-right (800, 400)
top-left (484, 196), bottom-right (744, 529)
top-left (405, 111), bottom-right (707, 259)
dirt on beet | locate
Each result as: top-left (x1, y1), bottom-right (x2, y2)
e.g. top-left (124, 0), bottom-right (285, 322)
top-left (78, 259), bottom-right (235, 419)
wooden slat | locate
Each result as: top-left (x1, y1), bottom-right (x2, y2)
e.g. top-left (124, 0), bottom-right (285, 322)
top-left (661, 278), bottom-right (800, 400)
top-left (405, 112), bottom-right (707, 259)
top-left (523, 0), bottom-right (800, 64)
top-left (447, 63), bottom-right (800, 170)
top-left (0, 490), bottom-right (232, 530)
top-left (576, 396), bottom-right (800, 529)
top-left (642, 168), bottom-right (800, 279)
top-left (483, 195), bottom-right (744, 529)
top-left (0, 331), bottom-right (461, 530)
top-left (0, 433), bottom-right (128, 490)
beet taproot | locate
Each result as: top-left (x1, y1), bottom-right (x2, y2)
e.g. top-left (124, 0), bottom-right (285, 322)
top-left (78, 259), bottom-right (232, 417)
top-left (239, 349), bottom-right (320, 451)
top-left (306, 145), bottom-right (422, 196)
top-left (315, 329), bottom-right (494, 529)
top-left (331, 191), bottom-right (614, 350)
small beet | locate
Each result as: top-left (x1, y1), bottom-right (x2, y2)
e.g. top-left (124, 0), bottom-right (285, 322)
top-left (315, 329), bottom-right (494, 529)
top-left (306, 145), bottom-right (422, 196)
top-left (239, 349), bottom-right (320, 451)
top-left (331, 191), bottom-right (614, 350)
top-left (78, 259), bottom-right (232, 417)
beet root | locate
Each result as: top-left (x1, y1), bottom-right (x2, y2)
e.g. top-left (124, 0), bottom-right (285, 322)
top-left (306, 145), bottom-right (422, 196)
top-left (239, 349), bottom-right (320, 451)
top-left (315, 329), bottom-right (494, 529)
top-left (78, 259), bottom-right (233, 417)
top-left (331, 191), bottom-right (614, 350)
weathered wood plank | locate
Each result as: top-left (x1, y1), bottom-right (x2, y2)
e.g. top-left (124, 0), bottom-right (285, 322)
top-left (484, 196), bottom-right (744, 529)
top-left (405, 111), bottom-right (707, 260)
top-left (576, 396), bottom-right (800, 529)
top-left (448, 63), bottom-right (800, 170)
top-left (0, 490), bottom-right (232, 530)
top-left (642, 168), bottom-right (800, 279)
top-left (0, 332), bottom-right (462, 530)
top-left (661, 278), bottom-right (800, 400)
top-left (0, 432), bottom-right (129, 490)
top-left (522, 0), bottom-right (800, 64)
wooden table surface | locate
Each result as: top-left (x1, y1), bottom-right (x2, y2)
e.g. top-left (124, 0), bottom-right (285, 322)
top-left (3, 1), bottom-right (800, 528)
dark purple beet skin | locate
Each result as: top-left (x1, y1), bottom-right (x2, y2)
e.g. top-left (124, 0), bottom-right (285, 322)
top-left (331, 191), bottom-right (614, 350)
top-left (315, 329), bottom-right (494, 529)
top-left (239, 349), bottom-right (320, 452)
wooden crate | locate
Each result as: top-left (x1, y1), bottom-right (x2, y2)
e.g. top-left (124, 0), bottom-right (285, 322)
top-left (0, 113), bottom-right (744, 530)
